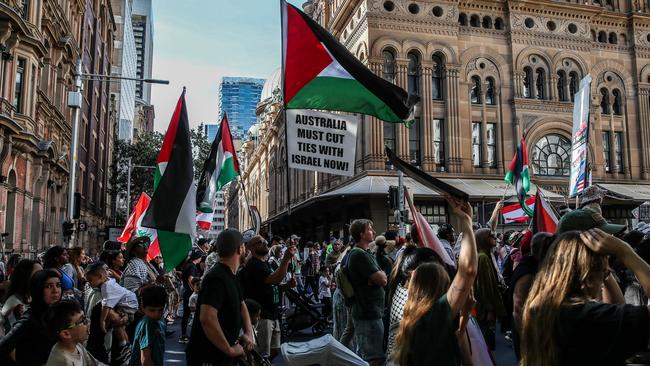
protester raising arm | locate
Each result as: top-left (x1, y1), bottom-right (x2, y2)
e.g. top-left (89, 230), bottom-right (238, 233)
top-left (264, 245), bottom-right (296, 285)
top-left (487, 200), bottom-right (504, 233)
top-left (446, 195), bottom-right (478, 315)
top-left (581, 229), bottom-right (650, 307)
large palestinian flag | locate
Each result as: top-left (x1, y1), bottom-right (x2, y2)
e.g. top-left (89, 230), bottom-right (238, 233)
top-left (282, 1), bottom-right (417, 122)
top-left (505, 137), bottom-right (532, 217)
top-left (196, 113), bottom-right (240, 213)
top-left (141, 90), bottom-right (194, 270)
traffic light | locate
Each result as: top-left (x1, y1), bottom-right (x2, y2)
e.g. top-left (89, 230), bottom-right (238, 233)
top-left (388, 186), bottom-right (399, 210)
top-left (62, 221), bottom-right (75, 238)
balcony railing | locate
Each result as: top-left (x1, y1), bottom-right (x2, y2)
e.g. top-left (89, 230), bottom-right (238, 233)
top-left (0, 97), bottom-right (15, 119)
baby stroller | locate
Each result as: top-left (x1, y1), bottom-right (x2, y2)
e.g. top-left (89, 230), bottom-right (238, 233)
top-left (282, 288), bottom-right (328, 337)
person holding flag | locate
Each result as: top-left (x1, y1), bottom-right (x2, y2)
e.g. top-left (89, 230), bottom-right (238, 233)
top-left (505, 135), bottom-right (532, 218)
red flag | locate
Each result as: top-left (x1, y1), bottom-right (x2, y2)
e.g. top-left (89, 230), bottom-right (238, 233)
top-left (118, 192), bottom-right (161, 260)
top-left (404, 189), bottom-right (455, 268)
top-left (502, 196), bottom-right (536, 224)
top-left (532, 190), bottom-right (559, 234)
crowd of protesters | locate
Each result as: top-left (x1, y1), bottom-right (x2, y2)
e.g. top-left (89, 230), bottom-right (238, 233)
top-left (1, 185), bottom-right (650, 365)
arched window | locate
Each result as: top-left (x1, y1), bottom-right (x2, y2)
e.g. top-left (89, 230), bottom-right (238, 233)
top-left (598, 31), bottom-right (607, 43)
top-left (557, 71), bottom-right (567, 101)
top-left (569, 71), bottom-right (579, 101)
top-left (470, 14), bottom-right (480, 27)
top-left (486, 77), bottom-right (495, 105)
top-left (523, 67), bottom-right (533, 98)
top-left (471, 76), bottom-right (481, 104)
top-left (600, 88), bottom-right (610, 114)
top-left (494, 18), bottom-right (504, 30)
top-left (531, 134), bottom-right (571, 176)
top-left (382, 49), bottom-right (395, 83)
top-left (612, 89), bottom-right (622, 115)
top-left (407, 52), bottom-right (421, 96)
top-left (536, 68), bottom-right (546, 100)
top-left (609, 32), bottom-right (617, 44)
top-left (482, 16), bottom-right (492, 29)
top-left (431, 53), bottom-right (444, 100)
top-left (459, 13), bottom-right (468, 26)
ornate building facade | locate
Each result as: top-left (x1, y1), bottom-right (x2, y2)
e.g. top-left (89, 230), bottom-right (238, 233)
top-left (234, 0), bottom-right (650, 240)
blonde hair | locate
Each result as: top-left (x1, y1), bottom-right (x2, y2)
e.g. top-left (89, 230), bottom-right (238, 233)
top-left (393, 262), bottom-right (450, 365)
top-left (521, 231), bottom-right (608, 366)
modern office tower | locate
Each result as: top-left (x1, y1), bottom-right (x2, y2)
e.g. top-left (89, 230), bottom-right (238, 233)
top-left (218, 77), bottom-right (265, 133)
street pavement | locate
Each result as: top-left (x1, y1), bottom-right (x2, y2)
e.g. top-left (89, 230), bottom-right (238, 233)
top-left (162, 315), bottom-right (518, 365)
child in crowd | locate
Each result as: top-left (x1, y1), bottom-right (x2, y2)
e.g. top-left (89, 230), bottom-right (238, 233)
top-left (188, 277), bottom-right (201, 322)
top-left (318, 266), bottom-right (332, 319)
top-left (46, 300), bottom-right (103, 366)
top-left (85, 262), bottom-right (138, 349)
top-left (130, 285), bottom-right (167, 366)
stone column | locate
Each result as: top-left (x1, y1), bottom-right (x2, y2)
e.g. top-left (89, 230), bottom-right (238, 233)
top-left (609, 108), bottom-right (618, 178)
top-left (622, 101), bottom-right (632, 179)
top-left (550, 75), bottom-right (558, 101)
top-left (495, 92), bottom-right (504, 174)
top-left (640, 89), bottom-right (650, 179)
top-left (421, 62), bottom-right (433, 171)
top-left (396, 60), bottom-right (409, 160)
top-left (446, 67), bottom-right (461, 173)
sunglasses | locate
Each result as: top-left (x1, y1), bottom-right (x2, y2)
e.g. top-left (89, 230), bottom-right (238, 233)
top-left (61, 315), bottom-right (89, 331)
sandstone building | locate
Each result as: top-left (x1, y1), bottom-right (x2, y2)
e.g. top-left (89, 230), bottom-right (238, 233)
top-left (234, 0), bottom-right (650, 239)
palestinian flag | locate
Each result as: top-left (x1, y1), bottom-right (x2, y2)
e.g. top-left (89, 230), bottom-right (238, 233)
top-left (141, 90), bottom-right (194, 270)
top-left (532, 190), bottom-right (559, 234)
top-left (502, 196), bottom-right (536, 224)
top-left (196, 210), bottom-right (213, 231)
top-left (282, 1), bottom-right (417, 122)
top-left (118, 193), bottom-right (161, 260)
top-left (505, 137), bottom-right (532, 217)
top-left (196, 113), bottom-right (240, 213)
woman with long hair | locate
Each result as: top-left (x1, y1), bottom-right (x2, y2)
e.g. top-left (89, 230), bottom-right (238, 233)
top-left (521, 229), bottom-right (650, 366)
top-left (1, 259), bottom-right (42, 330)
top-left (0, 269), bottom-right (63, 365)
top-left (42, 246), bottom-right (75, 293)
top-left (99, 250), bottom-right (126, 281)
top-left (392, 196), bottom-right (478, 366)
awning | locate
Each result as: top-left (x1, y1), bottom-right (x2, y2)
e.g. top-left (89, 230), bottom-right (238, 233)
top-left (321, 175), bottom-right (441, 198)
top-left (439, 179), bottom-right (564, 200)
top-left (597, 183), bottom-right (650, 201)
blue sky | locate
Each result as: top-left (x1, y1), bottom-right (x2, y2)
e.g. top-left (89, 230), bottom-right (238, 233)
top-left (150, 0), bottom-right (304, 132)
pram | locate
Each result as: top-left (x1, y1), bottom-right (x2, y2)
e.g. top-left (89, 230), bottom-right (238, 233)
top-left (282, 288), bottom-right (328, 337)
top-left (281, 334), bottom-right (368, 366)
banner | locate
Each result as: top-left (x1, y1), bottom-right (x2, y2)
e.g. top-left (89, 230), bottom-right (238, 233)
top-left (569, 74), bottom-right (592, 197)
top-left (286, 109), bottom-right (358, 176)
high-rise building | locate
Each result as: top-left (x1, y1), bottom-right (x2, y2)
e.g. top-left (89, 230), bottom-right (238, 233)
top-left (204, 123), bottom-right (219, 143)
top-left (209, 191), bottom-right (226, 238)
top-left (132, 0), bottom-right (154, 104)
top-left (218, 77), bottom-right (265, 133)
top-left (111, 0), bottom-right (137, 142)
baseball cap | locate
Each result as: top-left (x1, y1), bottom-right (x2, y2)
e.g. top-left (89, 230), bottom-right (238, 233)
top-left (242, 230), bottom-right (255, 244)
top-left (556, 208), bottom-right (626, 235)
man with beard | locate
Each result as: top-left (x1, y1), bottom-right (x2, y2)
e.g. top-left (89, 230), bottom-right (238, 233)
top-left (186, 229), bottom-right (254, 366)
top-left (238, 235), bottom-right (296, 360)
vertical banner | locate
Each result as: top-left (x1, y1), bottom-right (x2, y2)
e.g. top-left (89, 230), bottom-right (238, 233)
top-left (569, 74), bottom-right (592, 197)
top-left (286, 109), bottom-right (359, 176)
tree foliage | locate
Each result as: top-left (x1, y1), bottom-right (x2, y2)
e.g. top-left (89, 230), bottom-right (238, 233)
top-left (109, 126), bottom-right (214, 225)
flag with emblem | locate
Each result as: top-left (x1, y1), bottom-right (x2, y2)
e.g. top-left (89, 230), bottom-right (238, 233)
top-left (505, 137), bottom-right (533, 217)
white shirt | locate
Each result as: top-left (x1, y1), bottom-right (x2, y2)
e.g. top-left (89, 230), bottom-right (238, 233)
top-left (101, 277), bottom-right (138, 310)
top-left (46, 342), bottom-right (105, 366)
top-left (319, 275), bottom-right (331, 299)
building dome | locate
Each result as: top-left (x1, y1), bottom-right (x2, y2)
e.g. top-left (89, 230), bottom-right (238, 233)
top-left (260, 67), bottom-right (282, 102)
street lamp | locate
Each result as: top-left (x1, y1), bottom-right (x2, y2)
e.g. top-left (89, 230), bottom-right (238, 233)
top-left (67, 60), bottom-right (169, 225)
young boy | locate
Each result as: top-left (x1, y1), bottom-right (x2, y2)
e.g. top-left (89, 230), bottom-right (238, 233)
top-left (188, 277), bottom-right (201, 313)
top-left (130, 285), bottom-right (167, 366)
top-left (85, 262), bottom-right (138, 348)
top-left (46, 300), bottom-right (104, 366)
top-left (318, 266), bottom-right (332, 319)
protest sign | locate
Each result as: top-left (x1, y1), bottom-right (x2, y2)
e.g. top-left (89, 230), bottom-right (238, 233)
top-left (286, 109), bottom-right (359, 176)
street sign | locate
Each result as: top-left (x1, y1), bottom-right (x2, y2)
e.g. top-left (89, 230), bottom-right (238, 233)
top-left (77, 221), bottom-right (88, 232)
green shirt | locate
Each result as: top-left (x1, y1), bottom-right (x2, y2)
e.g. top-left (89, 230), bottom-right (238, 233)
top-left (348, 247), bottom-right (385, 320)
top-left (129, 316), bottom-right (166, 366)
top-left (408, 294), bottom-right (460, 366)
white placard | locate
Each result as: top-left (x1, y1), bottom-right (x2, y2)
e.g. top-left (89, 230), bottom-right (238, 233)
top-left (286, 109), bottom-right (359, 177)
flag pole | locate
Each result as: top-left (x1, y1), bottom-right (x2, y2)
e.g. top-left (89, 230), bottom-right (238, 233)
top-left (237, 178), bottom-right (256, 230)
top-left (280, 1), bottom-right (292, 221)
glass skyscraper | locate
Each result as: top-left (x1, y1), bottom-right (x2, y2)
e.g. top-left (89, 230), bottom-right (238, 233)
top-left (218, 77), bottom-right (265, 134)
top-left (204, 123), bottom-right (219, 142)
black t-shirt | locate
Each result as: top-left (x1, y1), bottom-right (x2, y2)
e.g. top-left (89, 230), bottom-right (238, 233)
top-left (181, 262), bottom-right (200, 294)
top-left (239, 257), bottom-right (280, 320)
top-left (558, 302), bottom-right (650, 365)
top-left (186, 263), bottom-right (243, 364)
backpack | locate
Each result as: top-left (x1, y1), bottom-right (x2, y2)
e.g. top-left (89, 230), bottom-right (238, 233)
top-left (335, 249), bottom-right (356, 306)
